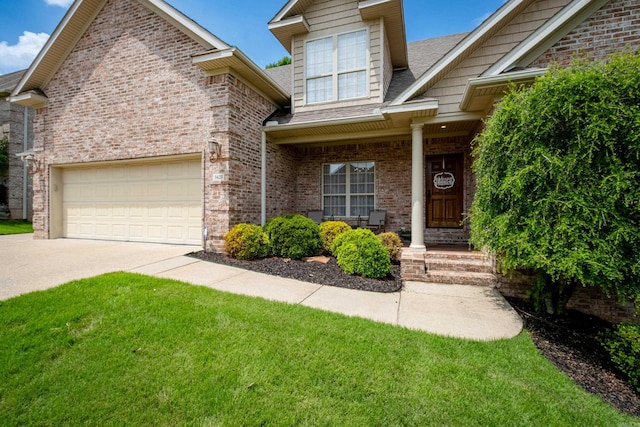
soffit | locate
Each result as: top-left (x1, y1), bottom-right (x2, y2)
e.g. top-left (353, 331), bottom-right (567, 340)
top-left (192, 48), bottom-right (290, 106)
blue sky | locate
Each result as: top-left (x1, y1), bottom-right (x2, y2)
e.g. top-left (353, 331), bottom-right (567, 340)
top-left (0, 0), bottom-right (506, 75)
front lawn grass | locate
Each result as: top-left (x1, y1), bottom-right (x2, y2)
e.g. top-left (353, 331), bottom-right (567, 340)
top-left (0, 272), bottom-right (635, 426)
top-left (0, 220), bottom-right (33, 235)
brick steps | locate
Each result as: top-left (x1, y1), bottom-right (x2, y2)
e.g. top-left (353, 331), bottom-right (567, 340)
top-left (425, 249), bottom-right (496, 287)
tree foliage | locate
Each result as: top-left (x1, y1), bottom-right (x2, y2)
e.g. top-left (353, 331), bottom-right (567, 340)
top-left (0, 137), bottom-right (8, 174)
top-left (470, 52), bottom-right (640, 313)
top-left (265, 56), bottom-right (292, 69)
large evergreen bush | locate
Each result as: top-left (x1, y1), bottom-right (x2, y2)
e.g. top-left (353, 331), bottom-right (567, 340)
top-left (331, 228), bottom-right (391, 279)
top-left (264, 214), bottom-right (321, 260)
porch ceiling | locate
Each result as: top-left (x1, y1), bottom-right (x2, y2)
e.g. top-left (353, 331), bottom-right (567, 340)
top-left (264, 112), bottom-right (484, 146)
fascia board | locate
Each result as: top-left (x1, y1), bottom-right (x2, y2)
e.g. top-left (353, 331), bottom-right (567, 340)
top-left (483, 0), bottom-right (608, 76)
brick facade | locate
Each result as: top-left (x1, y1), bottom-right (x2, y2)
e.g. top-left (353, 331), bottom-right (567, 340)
top-left (293, 135), bottom-right (474, 244)
top-left (30, 0), bottom-right (279, 251)
top-left (531, 0), bottom-right (640, 68)
top-left (0, 97), bottom-right (33, 220)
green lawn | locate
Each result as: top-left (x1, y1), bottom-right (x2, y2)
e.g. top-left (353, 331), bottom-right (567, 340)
top-left (0, 273), bottom-right (635, 426)
top-left (0, 220), bottom-right (33, 235)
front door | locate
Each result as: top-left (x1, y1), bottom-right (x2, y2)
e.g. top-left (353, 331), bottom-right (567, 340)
top-left (426, 154), bottom-right (463, 228)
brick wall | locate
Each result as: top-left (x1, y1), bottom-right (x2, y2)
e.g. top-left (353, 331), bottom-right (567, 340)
top-left (496, 269), bottom-right (639, 324)
top-left (0, 98), bottom-right (33, 220)
top-left (29, 0), bottom-right (279, 252)
top-left (531, 0), bottom-right (640, 68)
top-left (293, 135), bottom-right (475, 243)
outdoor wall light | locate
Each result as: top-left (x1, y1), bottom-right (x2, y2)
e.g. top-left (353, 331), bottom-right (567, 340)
top-left (208, 136), bottom-right (221, 162)
top-left (16, 151), bottom-right (40, 173)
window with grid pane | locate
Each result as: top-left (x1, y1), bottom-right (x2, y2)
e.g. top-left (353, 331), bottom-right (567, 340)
top-left (323, 162), bottom-right (374, 217)
top-left (305, 30), bottom-right (368, 104)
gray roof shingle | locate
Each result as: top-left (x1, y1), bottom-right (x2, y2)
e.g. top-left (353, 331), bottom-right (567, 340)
top-left (0, 69), bottom-right (26, 96)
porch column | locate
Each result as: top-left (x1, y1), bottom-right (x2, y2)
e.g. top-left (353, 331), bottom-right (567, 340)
top-left (410, 123), bottom-right (425, 249)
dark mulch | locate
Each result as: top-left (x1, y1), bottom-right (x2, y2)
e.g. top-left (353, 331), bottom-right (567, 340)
top-left (187, 251), bottom-right (402, 293)
top-left (508, 298), bottom-right (640, 417)
top-left (187, 251), bottom-right (638, 417)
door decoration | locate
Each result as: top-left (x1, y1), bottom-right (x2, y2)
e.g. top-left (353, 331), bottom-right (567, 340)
top-left (433, 171), bottom-right (455, 190)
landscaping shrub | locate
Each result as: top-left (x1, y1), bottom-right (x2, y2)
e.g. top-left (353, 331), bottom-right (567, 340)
top-left (319, 221), bottom-right (351, 254)
top-left (599, 323), bottom-right (640, 393)
top-left (264, 214), bottom-right (321, 260)
top-left (377, 232), bottom-right (403, 262)
top-left (224, 223), bottom-right (269, 260)
top-left (331, 228), bottom-right (391, 279)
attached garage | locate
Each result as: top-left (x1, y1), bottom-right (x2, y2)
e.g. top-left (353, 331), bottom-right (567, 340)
top-left (52, 157), bottom-right (202, 246)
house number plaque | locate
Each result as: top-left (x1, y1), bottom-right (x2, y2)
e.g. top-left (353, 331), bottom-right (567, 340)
top-left (433, 172), bottom-right (455, 190)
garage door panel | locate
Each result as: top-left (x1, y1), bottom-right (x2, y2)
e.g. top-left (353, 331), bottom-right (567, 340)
top-left (62, 159), bottom-right (201, 245)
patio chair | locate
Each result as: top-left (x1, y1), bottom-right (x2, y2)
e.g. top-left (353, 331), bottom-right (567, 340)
top-left (307, 210), bottom-right (324, 224)
top-left (359, 210), bottom-right (386, 232)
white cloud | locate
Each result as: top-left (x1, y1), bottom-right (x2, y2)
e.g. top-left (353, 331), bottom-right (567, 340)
top-left (0, 31), bottom-right (49, 75)
top-left (44, 0), bottom-right (74, 7)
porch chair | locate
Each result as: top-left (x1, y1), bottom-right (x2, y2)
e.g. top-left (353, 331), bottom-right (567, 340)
top-left (307, 210), bottom-right (324, 224)
top-left (359, 210), bottom-right (386, 232)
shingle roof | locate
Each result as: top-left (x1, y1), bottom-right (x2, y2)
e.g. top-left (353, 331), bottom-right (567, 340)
top-left (385, 32), bottom-right (468, 102)
top-left (264, 64), bottom-right (292, 96)
top-left (0, 69), bottom-right (26, 96)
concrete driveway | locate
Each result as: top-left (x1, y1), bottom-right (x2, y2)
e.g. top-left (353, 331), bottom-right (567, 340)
top-left (0, 234), bottom-right (201, 300)
top-left (1, 233), bottom-right (523, 341)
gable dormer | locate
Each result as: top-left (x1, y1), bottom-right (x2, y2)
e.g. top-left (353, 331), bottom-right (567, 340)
top-left (269, 0), bottom-right (407, 112)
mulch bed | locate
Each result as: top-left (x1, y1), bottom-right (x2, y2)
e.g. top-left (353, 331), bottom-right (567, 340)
top-left (188, 251), bottom-right (402, 293)
top-left (188, 251), bottom-right (639, 417)
top-left (508, 298), bottom-right (640, 417)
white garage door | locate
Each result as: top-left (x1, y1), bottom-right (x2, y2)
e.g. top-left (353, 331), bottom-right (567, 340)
top-left (62, 158), bottom-right (202, 245)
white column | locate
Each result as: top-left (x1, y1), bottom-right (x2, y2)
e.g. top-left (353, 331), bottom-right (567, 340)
top-left (410, 123), bottom-right (425, 249)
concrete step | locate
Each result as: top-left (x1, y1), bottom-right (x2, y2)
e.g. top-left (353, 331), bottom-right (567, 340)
top-left (425, 270), bottom-right (497, 287)
top-left (425, 249), bottom-right (489, 260)
top-left (425, 257), bottom-right (493, 274)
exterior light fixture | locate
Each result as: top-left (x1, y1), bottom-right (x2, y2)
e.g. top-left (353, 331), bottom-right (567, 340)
top-left (16, 151), bottom-right (39, 173)
top-left (208, 135), bottom-right (221, 162)
top-left (440, 125), bottom-right (447, 129)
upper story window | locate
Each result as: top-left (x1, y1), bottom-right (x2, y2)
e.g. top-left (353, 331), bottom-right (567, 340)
top-left (306, 29), bottom-right (368, 104)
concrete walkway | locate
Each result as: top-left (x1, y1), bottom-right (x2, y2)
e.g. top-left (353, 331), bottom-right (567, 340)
top-left (1, 234), bottom-right (523, 341)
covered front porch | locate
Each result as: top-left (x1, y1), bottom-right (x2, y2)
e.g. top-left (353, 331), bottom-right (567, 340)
top-left (262, 104), bottom-right (487, 282)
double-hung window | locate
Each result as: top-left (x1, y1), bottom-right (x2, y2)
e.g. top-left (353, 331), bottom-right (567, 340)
top-left (323, 161), bottom-right (375, 217)
top-left (306, 29), bottom-right (368, 104)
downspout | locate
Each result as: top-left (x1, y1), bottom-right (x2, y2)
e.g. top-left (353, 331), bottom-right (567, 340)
top-left (261, 109), bottom-right (281, 226)
top-left (22, 106), bottom-right (28, 220)
top-left (261, 131), bottom-right (266, 226)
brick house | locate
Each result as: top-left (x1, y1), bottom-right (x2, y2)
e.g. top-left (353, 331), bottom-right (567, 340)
top-left (0, 70), bottom-right (33, 221)
top-left (9, 0), bottom-right (640, 320)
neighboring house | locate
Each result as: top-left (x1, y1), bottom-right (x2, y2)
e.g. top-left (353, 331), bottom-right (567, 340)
top-left (9, 0), bottom-right (640, 265)
top-left (0, 70), bottom-right (33, 221)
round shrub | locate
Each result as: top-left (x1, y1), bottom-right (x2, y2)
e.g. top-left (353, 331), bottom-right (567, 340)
top-left (264, 214), bottom-right (321, 260)
top-left (331, 228), bottom-right (391, 279)
top-left (224, 223), bottom-right (269, 260)
top-left (319, 221), bottom-right (352, 254)
top-left (377, 232), bottom-right (403, 262)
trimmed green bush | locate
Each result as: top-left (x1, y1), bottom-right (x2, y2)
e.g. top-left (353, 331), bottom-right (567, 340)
top-left (264, 214), bottom-right (321, 260)
top-left (599, 323), bottom-right (640, 393)
top-left (377, 232), bottom-right (403, 262)
top-left (319, 221), bottom-right (351, 254)
top-left (224, 223), bottom-right (269, 260)
top-left (331, 228), bottom-right (391, 279)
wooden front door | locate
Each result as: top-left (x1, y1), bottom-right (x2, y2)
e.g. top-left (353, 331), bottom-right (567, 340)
top-left (426, 154), bottom-right (464, 228)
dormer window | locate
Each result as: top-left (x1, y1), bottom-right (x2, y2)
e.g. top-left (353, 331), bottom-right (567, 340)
top-left (305, 29), bottom-right (368, 104)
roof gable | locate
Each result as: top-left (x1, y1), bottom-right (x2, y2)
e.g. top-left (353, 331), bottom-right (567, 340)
top-left (12, 0), bottom-right (289, 105)
top-left (269, 0), bottom-right (408, 68)
top-left (390, 0), bottom-right (615, 107)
